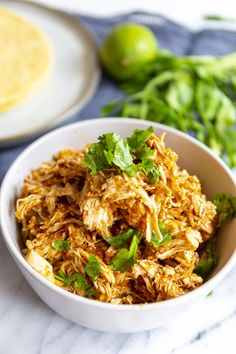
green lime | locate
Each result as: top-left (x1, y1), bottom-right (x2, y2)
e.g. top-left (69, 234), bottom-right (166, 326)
top-left (100, 23), bottom-right (158, 80)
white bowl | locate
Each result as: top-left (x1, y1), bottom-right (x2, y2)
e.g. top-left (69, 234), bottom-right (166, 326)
top-left (1, 118), bottom-right (236, 333)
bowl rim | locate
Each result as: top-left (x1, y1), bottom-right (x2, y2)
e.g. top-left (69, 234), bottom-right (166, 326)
top-left (1, 117), bottom-right (236, 311)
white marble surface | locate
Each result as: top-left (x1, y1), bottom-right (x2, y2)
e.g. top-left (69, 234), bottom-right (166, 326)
top-left (0, 229), bottom-right (235, 354)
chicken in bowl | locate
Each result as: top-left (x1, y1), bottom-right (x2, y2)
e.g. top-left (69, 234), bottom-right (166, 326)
top-left (15, 127), bottom-right (235, 304)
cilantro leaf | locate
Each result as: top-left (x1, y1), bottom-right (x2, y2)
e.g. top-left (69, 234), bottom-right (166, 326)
top-left (194, 243), bottom-right (217, 279)
top-left (105, 228), bottom-right (137, 248)
top-left (137, 159), bottom-right (159, 184)
top-left (55, 271), bottom-right (94, 297)
top-left (84, 128), bottom-right (159, 183)
top-left (127, 126), bottom-right (154, 153)
top-left (151, 222), bottom-right (172, 248)
top-left (85, 255), bottom-right (100, 281)
top-left (83, 142), bottom-right (108, 175)
top-left (84, 132), bottom-right (135, 176)
top-left (54, 270), bottom-right (68, 283)
top-left (194, 258), bottom-right (217, 279)
top-left (149, 166), bottom-right (160, 184)
top-left (74, 274), bottom-right (94, 297)
top-left (213, 193), bottom-right (236, 227)
top-left (127, 126), bottom-right (154, 161)
top-left (52, 240), bottom-right (70, 251)
top-left (110, 234), bottom-right (140, 272)
top-left (127, 127), bottom-right (159, 184)
top-left (54, 270), bottom-right (79, 286)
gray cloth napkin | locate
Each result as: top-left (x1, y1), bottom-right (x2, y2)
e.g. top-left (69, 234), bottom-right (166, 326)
top-left (1, 12), bottom-right (236, 182)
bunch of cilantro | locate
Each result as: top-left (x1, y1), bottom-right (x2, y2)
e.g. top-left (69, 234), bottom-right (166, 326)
top-left (102, 50), bottom-right (236, 167)
top-left (84, 126), bottom-right (159, 184)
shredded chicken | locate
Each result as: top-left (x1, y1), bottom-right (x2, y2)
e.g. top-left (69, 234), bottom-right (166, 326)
top-left (15, 133), bottom-right (217, 304)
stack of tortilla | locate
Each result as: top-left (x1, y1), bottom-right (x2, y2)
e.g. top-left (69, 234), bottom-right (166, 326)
top-left (0, 8), bottom-right (52, 112)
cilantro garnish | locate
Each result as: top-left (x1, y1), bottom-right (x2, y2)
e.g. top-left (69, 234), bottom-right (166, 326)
top-left (213, 193), bottom-right (236, 227)
top-left (128, 126), bottom-right (159, 183)
top-left (52, 240), bottom-right (70, 252)
top-left (85, 255), bottom-right (100, 281)
top-left (127, 126), bottom-right (154, 158)
top-left (137, 158), bottom-right (159, 184)
top-left (194, 242), bottom-right (217, 279)
top-left (84, 127), bottom-right (159, 183)
top-left (110, 234), bottom-right (140, 272)
top-left (84, 132), bottom-right (135, 176)
top-left (105, 228), bottom-right (137, 249)
top-left (55, 271), bottom-right (94, 297)
top-left (151, 222), bottom-right (172, 248)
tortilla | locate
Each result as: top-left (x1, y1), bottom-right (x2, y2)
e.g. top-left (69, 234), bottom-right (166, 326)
top-left (0, 8), bottom-right (52, 112)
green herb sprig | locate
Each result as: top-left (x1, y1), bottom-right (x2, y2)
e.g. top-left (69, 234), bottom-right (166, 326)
top-left (84, 127), bottom-right (159, 183)
top-left (105, 228), bottom-right (137, 248)
top-left (151, 222), bottom-right (172, 248)
top-left (55, 271), bottom-right (94, 297)
top-left (84, 132), bottom-right (134, 176)
top-left (52, 240), bottom-right (70, 252)
top-left (102, 51), bottom-right (236, 167)
top-left (110, 234), bottom-right (140, 272)
top-left (213, 193), bottom-right (236, 227)
top-left (194, 242), bottom-right (217, 279)
top-left (85, 255), bottom-right (100, 281)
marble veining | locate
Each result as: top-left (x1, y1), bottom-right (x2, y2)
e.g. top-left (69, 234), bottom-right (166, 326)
top-left (0, 227), bottom-right (236, 354)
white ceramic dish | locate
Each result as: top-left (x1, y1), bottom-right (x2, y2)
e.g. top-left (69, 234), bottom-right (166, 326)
top-left (0, 0), bottom-right (100, 147)
top-left (0, 118), bottom-right (236, 333)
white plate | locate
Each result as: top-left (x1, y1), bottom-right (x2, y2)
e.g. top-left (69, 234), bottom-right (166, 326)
top-left (0, 0), bottom-right (100, 147)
